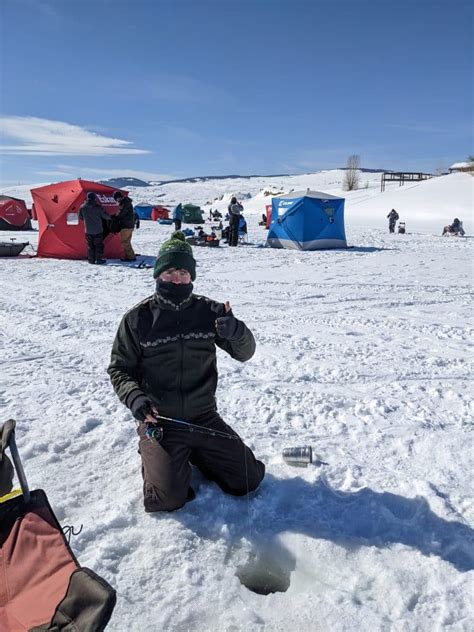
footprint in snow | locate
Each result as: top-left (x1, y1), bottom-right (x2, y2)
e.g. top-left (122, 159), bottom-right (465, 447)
top-left (80, 418), bottom-right (102, 433)
top-left (52, 439), bottom-right (71, 453)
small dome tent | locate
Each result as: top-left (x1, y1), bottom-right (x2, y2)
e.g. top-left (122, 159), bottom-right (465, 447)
top-left (31, 179), bottom-right (126, 259)
top-left (182, 204), bottom-right (204, 224)
top-left (267, 190), bottom-right (347, 250)
top-left (151, 206), bottom-right (170, 221)
top-left (0, 196), bottom-right (31, 231)
top-left (134, 202), bottom-right (154, 220)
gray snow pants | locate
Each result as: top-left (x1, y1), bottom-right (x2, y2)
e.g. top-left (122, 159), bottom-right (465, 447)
top-left (137, 412), bottom-right (265, 512)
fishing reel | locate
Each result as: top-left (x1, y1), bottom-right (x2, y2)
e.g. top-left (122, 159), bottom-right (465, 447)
top-left (145, 424), bottom-right (163, 443)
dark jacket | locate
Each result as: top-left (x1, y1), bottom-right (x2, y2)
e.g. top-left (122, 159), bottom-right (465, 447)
top-left (387, 210), bottom-right (399, 221)
top-left (115, 196), bottom-right (135, 230)
top-left (78, 200), bottom-right (111, 235)
top-left (172, 204), bottom-right (183, 221)
top-left (228, 201), bottom-right (243, 216)
top-left (108, 293), bottom-right (256, 421)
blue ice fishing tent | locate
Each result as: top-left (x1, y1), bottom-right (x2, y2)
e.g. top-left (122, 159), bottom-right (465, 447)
top-left (134, 203), bottom-right (154, 220)
top-left (267, 190), bottom-right (347, 250)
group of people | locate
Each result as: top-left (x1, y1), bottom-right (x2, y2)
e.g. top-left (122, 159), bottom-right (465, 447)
top-left (207, 196), bottom-right (245, 246)
top-left (80, 191), bottom-right (248, 265)
top-left (387, 208), bottom-right (466, 238)
top-left (79, 191), bottom-right (137, 264)
top-left (172, 196), bottom-right (246, 247)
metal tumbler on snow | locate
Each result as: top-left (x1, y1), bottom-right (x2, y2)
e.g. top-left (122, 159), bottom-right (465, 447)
top-left (282, 446), bottom-right (313, 466)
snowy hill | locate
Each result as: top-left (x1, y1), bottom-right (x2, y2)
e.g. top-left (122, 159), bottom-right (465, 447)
top-left (3, 170), bottom-right (472, 234)
top-left (99, 176), bottom-right (151, 188)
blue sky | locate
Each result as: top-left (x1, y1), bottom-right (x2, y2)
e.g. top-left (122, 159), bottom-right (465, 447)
top-left (0, 0), bottom-right (472, 185)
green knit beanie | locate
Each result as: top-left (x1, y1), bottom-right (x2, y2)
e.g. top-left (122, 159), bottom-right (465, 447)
top-left (153, 231), bottom-right (196, 280)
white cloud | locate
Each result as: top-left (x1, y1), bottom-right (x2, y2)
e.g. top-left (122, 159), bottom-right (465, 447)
top-left (0, 116), bottom-right (150, 156)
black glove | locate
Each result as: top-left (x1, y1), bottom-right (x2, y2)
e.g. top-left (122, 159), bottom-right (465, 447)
top-left (216, 310), bottom-right (243, 341)
top-left (129, 395), bottom-right (155, 422)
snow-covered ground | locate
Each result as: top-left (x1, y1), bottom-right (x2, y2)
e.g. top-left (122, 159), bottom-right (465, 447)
top-left (1, 171), bottom-right (473, 630)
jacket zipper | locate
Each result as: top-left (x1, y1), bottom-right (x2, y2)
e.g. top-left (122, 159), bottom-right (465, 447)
top-left (177, 311), bottom-right (184, 419)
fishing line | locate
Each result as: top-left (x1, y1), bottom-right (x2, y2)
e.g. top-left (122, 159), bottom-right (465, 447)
top-left (153, 413), bottom-right (240, 440)
top-left (148, 413), bottom-right (254, 537)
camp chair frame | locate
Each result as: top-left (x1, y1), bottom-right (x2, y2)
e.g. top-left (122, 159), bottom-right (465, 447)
top-left (238, 217), bottom-right (248, 244)
top-left (6, 425), bottom-right (30, 503)
top-left (238, 230), bottom-right (248, 244)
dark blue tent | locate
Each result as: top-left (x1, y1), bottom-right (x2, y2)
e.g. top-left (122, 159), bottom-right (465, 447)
top-left (134, 203), bottom-right (154, 220)
top-left (267, 190), bottom-right (347, 250)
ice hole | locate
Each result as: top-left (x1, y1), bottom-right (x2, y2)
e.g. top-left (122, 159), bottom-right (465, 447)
top-left (236, 552), bottom-right (291, 595)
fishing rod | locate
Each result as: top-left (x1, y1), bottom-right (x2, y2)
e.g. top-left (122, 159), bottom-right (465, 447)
top-left (146, 413), bottom-right (240, 441)
top-left (146, 413), bottom-right (328, 466)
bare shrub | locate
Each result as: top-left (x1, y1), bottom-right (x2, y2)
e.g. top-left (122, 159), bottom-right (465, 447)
top-left (343, 154), bottom-right (361, 191)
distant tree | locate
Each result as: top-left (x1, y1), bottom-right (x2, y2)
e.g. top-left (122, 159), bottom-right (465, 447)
top-left (343, 154), bottom-right (361, 191)
top-left (468, 155), bottom-right (474, 162)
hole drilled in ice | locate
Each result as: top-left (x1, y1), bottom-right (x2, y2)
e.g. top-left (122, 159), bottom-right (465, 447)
top-left (236, 551), bottom-right (291, 595)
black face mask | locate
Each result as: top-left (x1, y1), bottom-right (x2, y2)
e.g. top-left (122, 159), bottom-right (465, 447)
top-left (156, 280), bottom-right (193, 304)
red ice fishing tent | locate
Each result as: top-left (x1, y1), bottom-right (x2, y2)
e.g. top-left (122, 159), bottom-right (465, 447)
top-left (31, 179), bottom-right (126, 259)
top-left (0, 196), bottom-right (31, 231)
top-left (265, 204), bottom-right (272, 229)
top-left (151, 205), bottom-right (170, 221)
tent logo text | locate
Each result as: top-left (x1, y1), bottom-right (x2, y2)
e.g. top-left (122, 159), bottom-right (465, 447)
top-left (96, 194), bottom-right (116, 206)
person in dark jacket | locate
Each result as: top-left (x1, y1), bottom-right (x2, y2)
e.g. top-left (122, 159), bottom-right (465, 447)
top-left (387, 209), bottom-right (399, 233)
top-left (172, 203), bottom-right (183, 231)
top-left (442, 217), bottom-right (465, 236)
top-left (227, 196), bottom-right (243, 247)
top-left (108, 231), bottom-right (265, 512)
top-left (78, 192), bottom-right (111, 264)
top-left (113, 191), bottom-right (136, 261)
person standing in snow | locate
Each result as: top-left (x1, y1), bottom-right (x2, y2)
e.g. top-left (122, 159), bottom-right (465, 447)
top-left (78, 192), bottom-right (111, 265)
top-left (172, 202), bottom-right (183, 231)
top-left (113, 191), bottom-right (136, 261)
top-left (227, 196), bottom-right (243, 247)
top-left (108, 231), bottom-right (265, 512)
top-left (387, 209), bottom-right (399, 233)
top-left (134, 211), bottom-right (140, 230)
